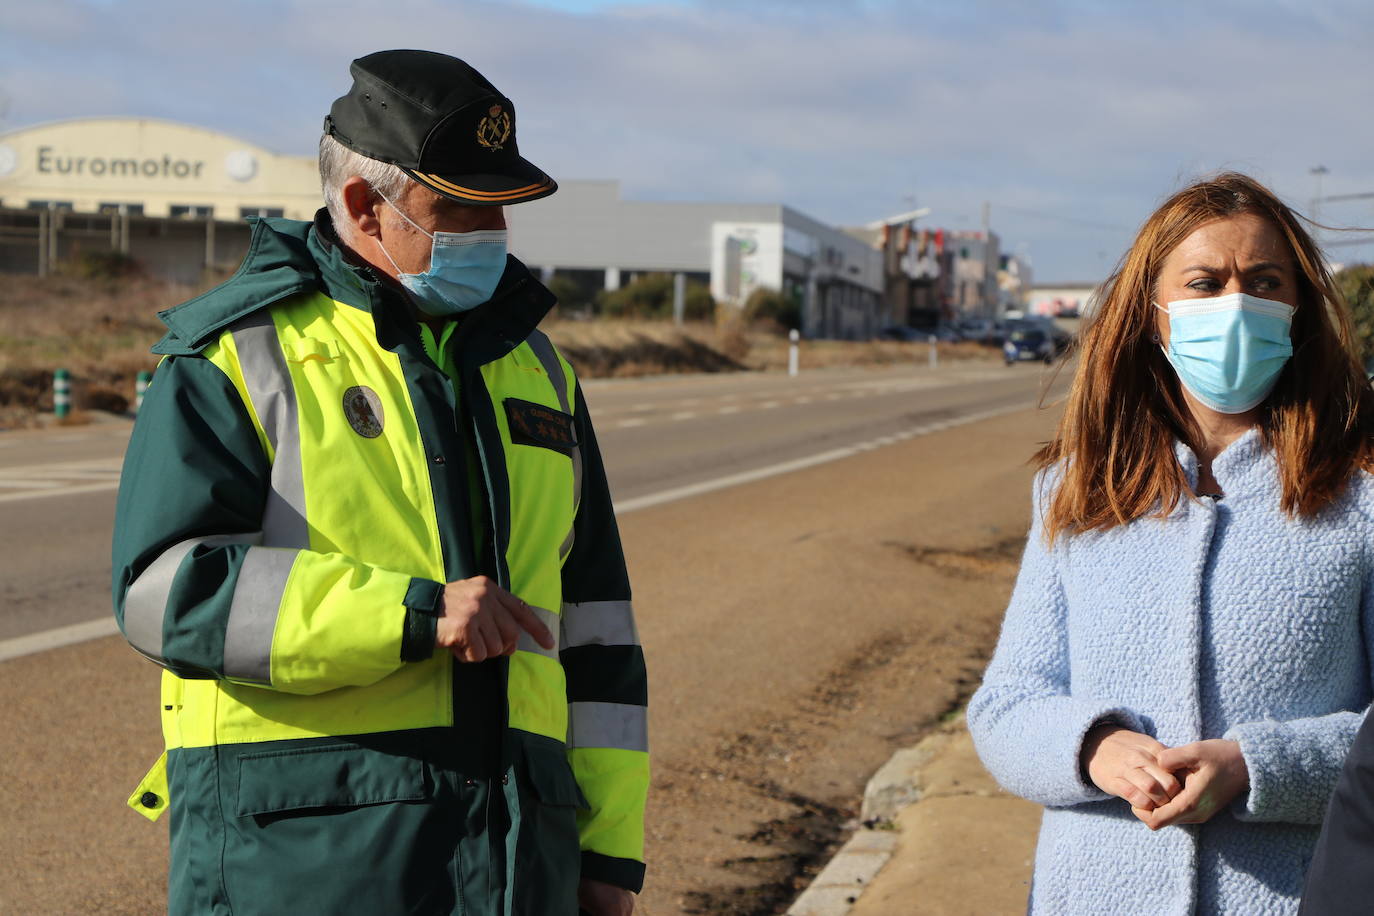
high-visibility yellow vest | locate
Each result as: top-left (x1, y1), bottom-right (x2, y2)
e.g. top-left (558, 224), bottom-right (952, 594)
top-left (115, 219), bottom-right (646, 885)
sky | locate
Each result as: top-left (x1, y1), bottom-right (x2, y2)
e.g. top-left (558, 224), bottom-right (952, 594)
top-left (3, 0), bottom-right (1374, 282)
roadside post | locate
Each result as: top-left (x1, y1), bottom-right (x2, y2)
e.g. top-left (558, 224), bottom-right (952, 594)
top-left (53, 369), bottom-right (71, 419)
top-left (928, 335), bottom-right (938, 370)
top-left (788, 329), bottom-right (800, 377)
top-left (135, 371), bottom-right (152, 413)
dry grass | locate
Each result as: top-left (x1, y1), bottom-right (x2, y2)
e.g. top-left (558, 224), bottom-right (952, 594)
top-left (0, 274), bottom-right (999, 425)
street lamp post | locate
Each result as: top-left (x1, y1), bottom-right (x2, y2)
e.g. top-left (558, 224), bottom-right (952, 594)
top-left (1310, 165), bottom-right (1329, 229)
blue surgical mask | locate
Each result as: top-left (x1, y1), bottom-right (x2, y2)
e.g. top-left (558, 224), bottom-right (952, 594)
top-left (375, 194), bottom-right (508, 316)
top-left (1155, 292), bottom-right (1294, 414)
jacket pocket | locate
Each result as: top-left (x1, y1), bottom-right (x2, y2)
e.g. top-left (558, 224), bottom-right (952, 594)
top-left (235, 744), bottom-right (426, 817)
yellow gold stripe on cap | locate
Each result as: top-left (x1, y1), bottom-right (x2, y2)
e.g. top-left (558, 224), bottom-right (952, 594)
top-left (414, 172), bottom-right (552, 201)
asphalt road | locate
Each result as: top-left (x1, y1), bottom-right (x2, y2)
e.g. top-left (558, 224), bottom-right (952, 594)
top-left (0, 357), bottom-right (1066, 915)
top-left (0, 359), bottom-right (1055, 646)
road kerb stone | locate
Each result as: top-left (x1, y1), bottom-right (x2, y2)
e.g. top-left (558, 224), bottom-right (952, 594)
top-left (786, 716), bottom-right (964, 916)
top-left (786, 833), bottom-right (899, 916)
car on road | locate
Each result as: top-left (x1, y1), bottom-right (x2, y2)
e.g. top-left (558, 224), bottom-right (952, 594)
top-left (1002, 318), bottom-right (1071, 365)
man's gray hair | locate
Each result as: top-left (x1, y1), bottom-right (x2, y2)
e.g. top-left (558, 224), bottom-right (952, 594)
top-left (318, 133), bottom-right (412, 233)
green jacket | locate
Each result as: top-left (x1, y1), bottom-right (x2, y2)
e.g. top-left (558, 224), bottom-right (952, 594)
top-left (112, 213), bottom-right (648, 914)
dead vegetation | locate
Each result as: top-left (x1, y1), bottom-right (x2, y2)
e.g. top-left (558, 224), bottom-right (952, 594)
top-left (0, 274), bottom-right (998, 426)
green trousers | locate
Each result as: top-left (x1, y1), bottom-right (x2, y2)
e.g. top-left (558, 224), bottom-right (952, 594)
top-left (166, 729), bottom-right (585, 915)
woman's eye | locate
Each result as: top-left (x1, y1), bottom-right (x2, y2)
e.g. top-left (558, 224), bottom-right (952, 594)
top-left (1252, 276), bottom-right (1281, 292)
top-left (1187, 278), bottom-right (1219, 292)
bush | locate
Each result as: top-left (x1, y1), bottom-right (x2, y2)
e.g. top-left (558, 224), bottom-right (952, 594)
top-left (743, 287), bottom-right (801, 331)
top-left (546, 275), bottom-right (595, 314)
top-left (597, 273), bottom-right (715, 320)
top-left (64, 250), bottom-right (143, 281)
top-left (1337, 264), bottom-right (1374, 361)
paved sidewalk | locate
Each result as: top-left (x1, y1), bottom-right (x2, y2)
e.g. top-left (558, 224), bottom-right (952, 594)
top-left (791, 715), bottom-right (1041, 916)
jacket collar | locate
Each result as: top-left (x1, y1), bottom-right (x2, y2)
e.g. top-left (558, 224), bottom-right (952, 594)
top-left (1172, 426), bottom-right (1268, 496)
top-left (152, 209), bottom-right (555, 362)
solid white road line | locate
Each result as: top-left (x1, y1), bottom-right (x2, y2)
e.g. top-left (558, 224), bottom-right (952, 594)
top-left (615, 402), bottom-right (1024, 515)
top-left (0, 481), bottom-right (121, 504)
top-left (0, 618), bottom-right (120, 663)
top-left (0, 401), bottom-right (1027, 663)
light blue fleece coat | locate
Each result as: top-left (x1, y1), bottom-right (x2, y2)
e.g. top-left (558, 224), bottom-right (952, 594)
top-left (967, 429), bottom-right (1374, 915)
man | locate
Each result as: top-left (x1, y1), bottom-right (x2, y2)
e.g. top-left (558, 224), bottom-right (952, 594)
top-left (113, 50), bottom-right (647, 916)
top-left (1300, 713), bottom-right (1374, 915)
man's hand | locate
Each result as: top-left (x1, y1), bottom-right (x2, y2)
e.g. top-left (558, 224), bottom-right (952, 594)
top-left (1132, 739), bottom-right (1249, 830)
top-left (437, 575), bottom-right (555, 662)
top-left (578, 878), bottom-right (635, 916)
top-left (1081, 724), bottom-right (1182, 811)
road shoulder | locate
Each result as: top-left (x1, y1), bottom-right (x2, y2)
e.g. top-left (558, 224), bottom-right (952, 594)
top-left (790, 714), bottom-right (1040, 916)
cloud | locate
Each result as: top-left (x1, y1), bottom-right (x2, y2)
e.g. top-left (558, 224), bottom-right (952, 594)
top-left (2, 0), bottom-right (1372, 280)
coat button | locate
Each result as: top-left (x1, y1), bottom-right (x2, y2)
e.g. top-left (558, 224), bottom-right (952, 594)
top-left (433, 455), bottom-right (446, 465)
top-left (140, 792), bottom-right (160, 809)
top-left (501, 775), bottom-right (509, 786)
top-left (464, 777), bottom-right (477, 787)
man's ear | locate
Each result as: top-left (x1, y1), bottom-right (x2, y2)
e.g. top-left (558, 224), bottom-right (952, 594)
top-left (341, 176), bottom-right (382, 239)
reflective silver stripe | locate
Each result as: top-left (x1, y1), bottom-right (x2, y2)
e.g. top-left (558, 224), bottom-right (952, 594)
top-left (526, 332), bottom-right (570, 414)
top-left (528, 332), bottom-right (582, 561)
top-left (222, 546), bottom-right (299, 684)
top-left (122, 533), bottom-right (263, 664)
top-left (515, 604), bottom-right (562, 660)
top-left (560, 600), bottom-right (639, 648)
top-left (559, 444), bottom-right (584, 563)
top-left (231, 313), bottom-right (310, 549)
top-left (567, 701), bottom-right (648, 752)
top-left (123, 538), bottom-right (199, 660)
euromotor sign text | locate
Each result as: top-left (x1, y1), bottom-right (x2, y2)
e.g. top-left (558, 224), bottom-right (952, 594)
top-left (35, 145), bottom-right (205, 179)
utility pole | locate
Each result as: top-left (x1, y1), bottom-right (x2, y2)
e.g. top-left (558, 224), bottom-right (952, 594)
top-left (981, 201), bottom-right (993, 317)
top-left (1310, 165), bottom-right (1329, 230)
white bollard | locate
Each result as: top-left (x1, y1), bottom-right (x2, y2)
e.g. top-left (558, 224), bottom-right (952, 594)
top-left (788, 329), bottom-right (800, 377)
top-left (928, 335), bottom-right (938, 370)
top-left (135, 371), bottom-right (152, 412)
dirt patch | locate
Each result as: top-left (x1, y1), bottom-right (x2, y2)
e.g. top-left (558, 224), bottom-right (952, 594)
top-left (885, 537), bottom-right (1027, 581)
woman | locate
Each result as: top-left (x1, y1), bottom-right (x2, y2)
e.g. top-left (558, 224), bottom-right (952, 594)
top-left (967, 172), bottom-right (1374, 915)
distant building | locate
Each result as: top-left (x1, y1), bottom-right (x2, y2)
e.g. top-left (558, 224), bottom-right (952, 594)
top-left (0, 117), bottom-right (320, 219)
top-left (0, 117), bottom-right (319, 283)
top-left (1028, 284), bottom-right (1101, 318)
top-left (509, 180), bottom-right (884, 339)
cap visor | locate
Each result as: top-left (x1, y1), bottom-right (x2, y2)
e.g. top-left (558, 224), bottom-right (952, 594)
top-left (403, 159), bottom-right (557, 205)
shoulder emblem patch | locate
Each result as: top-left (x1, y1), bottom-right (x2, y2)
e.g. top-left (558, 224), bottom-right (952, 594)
top-left (505, 398), bottom-right (577, 454)
top-left (343, 386), bottom-right (384, 438)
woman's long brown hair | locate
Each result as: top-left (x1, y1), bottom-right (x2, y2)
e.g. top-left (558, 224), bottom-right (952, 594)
top-left (1037, 172), bottom-right (1374, 541)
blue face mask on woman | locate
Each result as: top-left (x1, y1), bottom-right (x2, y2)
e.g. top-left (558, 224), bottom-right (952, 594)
top-left (375, 194), bottom-right (508, 316)
top-left (1154, 292), bottom-right (1294, 414)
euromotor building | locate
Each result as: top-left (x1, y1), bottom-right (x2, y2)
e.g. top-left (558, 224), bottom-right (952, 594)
top-left (0, 118), bottom-right (320, 282)
top-left (0, 117), bottom-right (888, 337)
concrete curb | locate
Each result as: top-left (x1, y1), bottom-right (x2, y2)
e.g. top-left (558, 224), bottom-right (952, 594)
top-left (786, 715), bottom-right (962, 916)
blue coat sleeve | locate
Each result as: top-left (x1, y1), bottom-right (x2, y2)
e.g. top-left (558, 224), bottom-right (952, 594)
top-left (1223, 552), bottom-right (1374, 825)
top-left (966, 469), bottom-right (1148, 807)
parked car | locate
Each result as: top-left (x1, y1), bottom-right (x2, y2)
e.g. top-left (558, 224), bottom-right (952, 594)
top-left (954, 318), bottom-right (998, 344)
top-left (1003, 326), bottom-right (1052, 364)
top-left (877, 325), bottom-right (926, 342)
top-left (1003, 317), bottom-right (1074, 364)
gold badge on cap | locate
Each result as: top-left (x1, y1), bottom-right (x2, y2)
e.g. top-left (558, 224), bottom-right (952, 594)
top-left (476, 104), bottom-right (512, 151)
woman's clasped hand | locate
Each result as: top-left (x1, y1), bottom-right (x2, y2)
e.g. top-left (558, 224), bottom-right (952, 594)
top-left (1082, 725), bottom-right (1250, 829)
